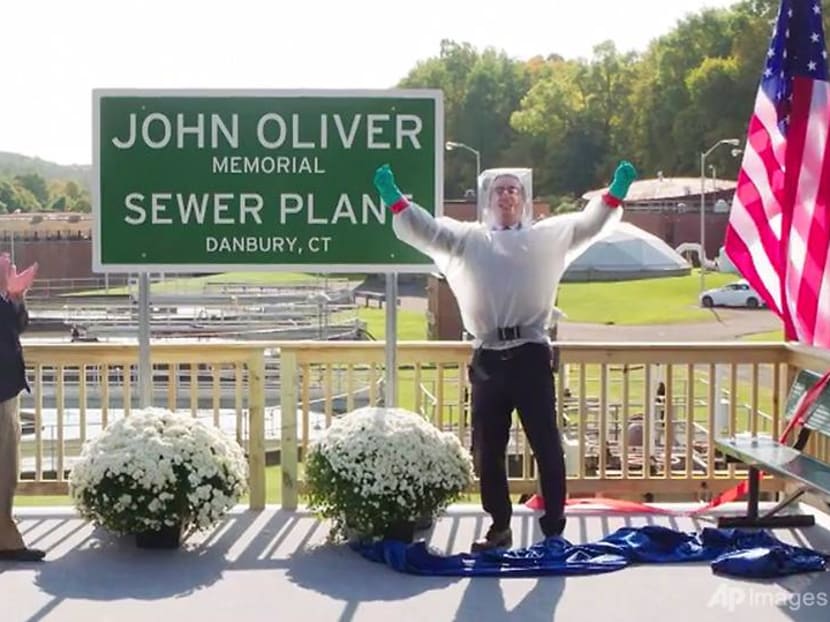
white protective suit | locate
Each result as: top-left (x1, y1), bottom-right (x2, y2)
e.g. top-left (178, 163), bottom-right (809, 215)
top-left (392, 167), bottom-right (622, 350)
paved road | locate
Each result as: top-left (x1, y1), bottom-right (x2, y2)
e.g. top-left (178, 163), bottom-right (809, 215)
top-left (559, 309), bottom-right (781, 342)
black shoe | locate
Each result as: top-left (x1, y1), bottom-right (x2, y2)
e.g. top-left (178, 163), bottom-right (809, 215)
top-left (541, 516), bottom-right (567, 538)
top-left (0, 548), bottom-right (45, 562)
top-left (471, 526), bottom-right (512, 553)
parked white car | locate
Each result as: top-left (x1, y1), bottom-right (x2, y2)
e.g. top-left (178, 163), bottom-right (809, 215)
top-left (700, 280), bottom-right (765, 309)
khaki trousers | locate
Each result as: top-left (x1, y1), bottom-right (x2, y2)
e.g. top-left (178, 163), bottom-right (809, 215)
top-left (0, 397), bottom-right (24, 549)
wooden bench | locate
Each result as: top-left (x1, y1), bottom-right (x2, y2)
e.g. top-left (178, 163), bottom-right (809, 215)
top-left (715, 368), bottom-right (830, 528)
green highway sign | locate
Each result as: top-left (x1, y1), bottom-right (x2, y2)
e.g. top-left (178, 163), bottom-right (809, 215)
top-left (93, 89), bottom-right (444, 273)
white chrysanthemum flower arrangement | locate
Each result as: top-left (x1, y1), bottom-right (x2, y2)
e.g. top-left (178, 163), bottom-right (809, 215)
top-left (305, 406), bottom-right (474, 541)
top-left (69, 407), bottom-right (249, 535)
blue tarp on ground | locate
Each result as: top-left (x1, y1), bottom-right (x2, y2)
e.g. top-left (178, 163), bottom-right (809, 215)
top-left (352, 525), bottom-right (828, 578)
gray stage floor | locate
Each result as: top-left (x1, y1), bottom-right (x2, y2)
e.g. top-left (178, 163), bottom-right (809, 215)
top-left (2, 502), bottom-right (829, 622)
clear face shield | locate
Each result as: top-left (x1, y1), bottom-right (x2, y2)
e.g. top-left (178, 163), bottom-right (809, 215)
top-left (476, 168), bottom-right (533, 230)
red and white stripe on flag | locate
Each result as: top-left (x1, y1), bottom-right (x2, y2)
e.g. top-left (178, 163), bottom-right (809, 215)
top-left (724, 0), bottom-right (830, 348)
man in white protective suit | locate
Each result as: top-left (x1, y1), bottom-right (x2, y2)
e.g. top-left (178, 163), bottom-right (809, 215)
top-left (373, 160), bottom-right (637, 552)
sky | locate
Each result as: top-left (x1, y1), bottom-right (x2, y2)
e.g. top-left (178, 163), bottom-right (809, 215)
top-left (1, 0), bottom-right (741, 166)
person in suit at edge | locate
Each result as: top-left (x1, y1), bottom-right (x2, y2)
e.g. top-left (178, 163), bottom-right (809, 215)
top-left (0, 253), bottom-right (41, 562)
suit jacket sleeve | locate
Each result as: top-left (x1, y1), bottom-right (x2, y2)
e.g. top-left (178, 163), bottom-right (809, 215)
top-left (14, 300), bottom-right (29, 335)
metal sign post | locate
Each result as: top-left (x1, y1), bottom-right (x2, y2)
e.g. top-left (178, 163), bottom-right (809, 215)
top-left (138, 272), bottom-right (152, 408)
top-left (384, 272), bottom-right (398, 408)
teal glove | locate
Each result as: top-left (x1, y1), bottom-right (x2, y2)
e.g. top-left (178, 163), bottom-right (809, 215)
top-left (373, 164), bottom-right (404, 206)
top-left (608, 160), bottom-right (638, 200)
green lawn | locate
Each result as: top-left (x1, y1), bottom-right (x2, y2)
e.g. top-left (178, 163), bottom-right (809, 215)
top-left (14, 494), bottom-right (72, 507)
top-left (556, 271), bottom-right (737, 325)
top-left (742, 330), bottom-right (784, 342)
top-left (351, 307), bottom-right (429, 341)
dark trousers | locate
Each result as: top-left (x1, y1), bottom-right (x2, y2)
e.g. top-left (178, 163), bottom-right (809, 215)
top-left (469, 342), bottom-right (566, 536)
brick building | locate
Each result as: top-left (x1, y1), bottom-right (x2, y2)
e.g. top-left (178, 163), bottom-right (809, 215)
top-left (0, 212), bottom-right (92, 276)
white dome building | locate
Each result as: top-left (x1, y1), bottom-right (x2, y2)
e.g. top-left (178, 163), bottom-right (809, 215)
top-left (563, 221), bottom-right (691, 282)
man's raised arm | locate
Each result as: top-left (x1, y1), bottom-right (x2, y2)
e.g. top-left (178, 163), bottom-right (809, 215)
top-left (532, 159), bottom-right (637, 261)
top-left (568, 160), bottom-right (637, 249)
top-left (373, 164), bottom-right (466, 260)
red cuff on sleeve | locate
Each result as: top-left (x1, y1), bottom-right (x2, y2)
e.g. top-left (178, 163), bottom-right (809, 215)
top-left (602, 192), bottom-right (623, 208)
top-left (390, 197), bottom-right (410, 214)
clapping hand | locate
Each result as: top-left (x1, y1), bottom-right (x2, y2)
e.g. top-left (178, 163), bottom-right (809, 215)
top-left (0, 253), bottom-right (38, 301)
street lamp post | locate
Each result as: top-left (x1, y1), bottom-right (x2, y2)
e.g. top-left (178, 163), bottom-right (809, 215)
top-left (700, 138), bottom-right (741, 294)
top-left (445, 141), bottom-right (481, 187)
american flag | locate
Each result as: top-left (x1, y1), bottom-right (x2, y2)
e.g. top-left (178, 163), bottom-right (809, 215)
top-left (724, 0), bottom-right (830, 347)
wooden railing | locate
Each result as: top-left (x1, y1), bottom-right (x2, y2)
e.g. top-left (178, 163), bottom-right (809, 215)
top-left (277, 341), bottom-right (830, 509)
top-left (17, 342), bottom-right (267, 509)
top-left (17, 340), bottom-right (830, 513)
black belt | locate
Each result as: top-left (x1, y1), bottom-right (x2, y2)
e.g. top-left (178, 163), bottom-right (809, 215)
top-left (472, 341), bottom-right (551, 368)
top-left (496, 326), bottom-right (521, 340)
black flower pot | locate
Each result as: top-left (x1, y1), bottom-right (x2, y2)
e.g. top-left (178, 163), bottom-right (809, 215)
top-left (383, 521), bottom-right (416, 543)
top-left (135, 523), bottom-right (183, 549)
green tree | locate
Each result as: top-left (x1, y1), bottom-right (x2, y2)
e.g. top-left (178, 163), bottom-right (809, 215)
top-left (399, 40), bottom-right (531, 198)
top-left (13, 173), bottom-right (48, 207)
top-left (626, 7), bottom-right (756, 175)
top-left (48, 195), bottom-right (68, 211)
top-left (70, 194), bottom-right (91, 212)
top-left (40, 179), bottom-right (93, 213)
top-left (392, 0), bottom-right (818, 199)
top-left (0, 179), bottom-right (42, 213)
top-left (64, 181), bottom-right (82, 200)
top-left (510, 43), bottom-right (638, 195)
